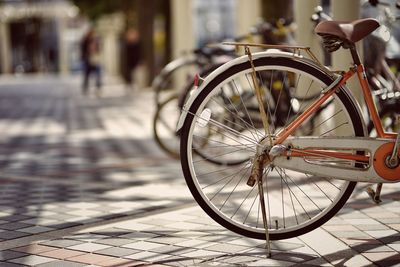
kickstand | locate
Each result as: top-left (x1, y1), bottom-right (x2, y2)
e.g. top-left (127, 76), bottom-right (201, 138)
top-left (366, 183), bottom-right (383, 204)
top-left (256, 168), bottom-right (272, 258)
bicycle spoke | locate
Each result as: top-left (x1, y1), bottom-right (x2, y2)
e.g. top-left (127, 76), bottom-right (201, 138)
top-left (209, 91), bottom-right (264, 141)
top-left (181, 56), bottom-right (360, 240)
top-left (319, 122), bottom-right (349, 136)
top-left (227, 80), bottom-right (263, 140)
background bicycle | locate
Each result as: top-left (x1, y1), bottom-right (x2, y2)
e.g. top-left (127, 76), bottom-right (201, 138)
top-left (152, 20), bottom-right (296, 158)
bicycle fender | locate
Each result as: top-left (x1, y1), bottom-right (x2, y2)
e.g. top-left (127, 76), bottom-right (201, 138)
top-left (176, 50), bottom-right (367, 136)
top-left (177, 50), bottom-right (296, 132)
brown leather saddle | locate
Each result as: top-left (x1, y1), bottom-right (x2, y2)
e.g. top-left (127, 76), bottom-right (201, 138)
top-left (315, 18), bottom-right (380, 52)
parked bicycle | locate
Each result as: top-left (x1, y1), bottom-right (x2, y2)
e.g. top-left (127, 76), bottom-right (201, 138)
top-left (177, 15), bottom-right (399, 242)
top-left (153, 20), bottom-right (296, 158)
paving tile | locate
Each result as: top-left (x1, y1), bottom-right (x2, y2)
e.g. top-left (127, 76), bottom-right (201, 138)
top-left (173, 230), bottom-right (209, 238)
top-left (122, 241), bottom-right (164, 251)
top-left (93, 237), bottom-right (134, 246)
top-left (10, 255), bottom-right (57, 265)
top-left (362, 251), bottom-right (400, 264)
top-left (388, 243), bottom-right (400, 252)
top-left (38, 249), bottom-right (85, 259)
top-left (330, 230), bottom-right (370, 239)
top-left (365, 230), bottom-right (399, 239)
top-left (303, 257), bottom-right (336, 266)
top-left (142, 228), bottom-right (179, 236)
top-left (94, 257), bottom-right (140, 267)
top-left (18, 226), bottom-right (54, 234)
top-left (180, 249), bottom-right (225, 259)
top-left (1, 215), bottom-right (32, 222)
top-left (139, 219), bottom-right (176, 227)
top-left (90, 227), bottom-right (131, 237)
top-left (366, 212), bottom-right (398, 219)
top-left (0, 222), bottom-right (33, 230)
top-left (322, 224), bottom-right (359, 232)
top-left (163, 257), bottom-right (203, 267)
top-left (197, 234), bottom-right (237, 243)
top-left (66, 253), bottom-right (116, 265)
top-left (269, 251), bottom-right (316, 263)
top-left (12, 244), bottom-right (57, 254)
top-left (113, 221), bottom-right (154, 231)
top-left (67, 243), bottom-right (111, 253)
top-left (19, 218), bottom-right (59, 226)
top-left (40, 239), bottom-right (85, 248)
top-left (225, 238), bottom-right (266, 247)
top-left (51, 222), bottom-right (82, 229)
top-left (352, 244), bottom-right (395, 253)
top-left (0, 250), bottom-right (28, 261)
top-left (218, 254), bottom-right (261, 265)
top-left (343, 218), bottom-right (380, 225)
top-left (64, 233), bottom-right (109, 242)
top-left (147, 245), bottom-right (188, 254)
top-left (172, 239), bottom-right (216, 249)
top-left (0, 262), bottom-right (27, 267)
top-left (355, 224), bottom-right (390, 231)
top-left (388, 224), bottom-right (400, 231)
top-left (244, 258), bottom-right (295, 266)
top-left (94, 247), bottom-right (140, 257)
top-left (35, 260), bottom-right (87, 267)
top-left (164, 221), bottom-right (203, 231)
top-left (148, 236), bottom-right (188, 245)
top-left (124, 250), bottom-right (171, 262)
top-left (0, 230), bottom-right (29, 240)
top-left (203, 243), bottom-right (249, 253)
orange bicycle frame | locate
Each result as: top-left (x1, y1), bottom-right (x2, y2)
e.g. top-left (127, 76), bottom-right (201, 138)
top-left (274, 61), bottom-right (397, 163)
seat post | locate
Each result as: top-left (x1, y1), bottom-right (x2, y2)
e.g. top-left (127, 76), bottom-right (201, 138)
top-left (349, 44), bottom-right (362, 66)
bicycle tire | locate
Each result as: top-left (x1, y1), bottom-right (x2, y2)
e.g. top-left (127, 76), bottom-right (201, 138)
top-left (180, 55), bottom-right (365, 240)
top-left (153, 57), bottom-right (201, 107)
top-left (153, 62), bottom-right (226, 159)
top-left (153, 94), bottom-right (181, 158)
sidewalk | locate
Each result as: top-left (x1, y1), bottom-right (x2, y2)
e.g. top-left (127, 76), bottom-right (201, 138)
top-left (0, 75), bottom-right (399, 266)
top-left (1, 184), bottom-right (400, 267)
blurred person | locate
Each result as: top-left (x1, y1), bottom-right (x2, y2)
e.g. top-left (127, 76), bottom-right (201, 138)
top-left (81, 28), bottom-right (102, 96)
top-left (123, 28), bottom-right (141, 94)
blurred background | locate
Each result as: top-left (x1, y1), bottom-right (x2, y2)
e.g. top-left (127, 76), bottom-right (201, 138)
top-left (0, 0), bottom-right (398, 90)
top-left (0, 0), bottom-right (297, 87)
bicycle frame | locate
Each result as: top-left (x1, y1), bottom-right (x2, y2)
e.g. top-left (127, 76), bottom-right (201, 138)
top-left (275, 63), bottom-right (397, 144)
top-left (266, 44), bottom-right (399, 182)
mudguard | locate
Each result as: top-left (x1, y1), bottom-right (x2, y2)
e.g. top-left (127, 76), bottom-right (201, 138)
top-left (176, 49), bottom-right (367, 137)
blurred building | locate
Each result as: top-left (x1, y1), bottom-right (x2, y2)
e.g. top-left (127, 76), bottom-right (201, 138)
top-left (0, 0), bottom-right (81, 74)
top-left (0, 0), bottom-right (261, 83)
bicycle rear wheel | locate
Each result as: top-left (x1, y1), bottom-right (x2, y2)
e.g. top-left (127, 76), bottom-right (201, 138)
top-left (180, 56), bottom-right (365, 240)
top-left (153, 95), bottom-right (181, 158)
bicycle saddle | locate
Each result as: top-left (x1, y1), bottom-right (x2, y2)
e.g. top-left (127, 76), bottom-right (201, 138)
top-left (315, 18), bottom-right (380, 50)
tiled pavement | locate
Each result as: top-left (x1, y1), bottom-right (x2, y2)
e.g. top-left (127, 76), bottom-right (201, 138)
top-left (0, 75), bottom-right (399, 266)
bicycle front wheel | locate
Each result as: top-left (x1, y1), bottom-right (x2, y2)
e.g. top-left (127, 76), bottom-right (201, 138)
top-left (180, 55), bottom-right (365, 240)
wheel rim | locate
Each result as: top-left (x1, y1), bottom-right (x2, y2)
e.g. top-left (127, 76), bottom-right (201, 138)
top-left (182, 59), bottom-right (362, 239)
top-left (154, 96), bottom-right (180, 158)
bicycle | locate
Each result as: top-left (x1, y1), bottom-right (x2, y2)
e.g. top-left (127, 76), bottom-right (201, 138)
top-left (177, 17), bottom-right (400, 243)
top-left (152, 45), bottom-right (235, 108)
top-left (153, 20), bottom-right (296, 158)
